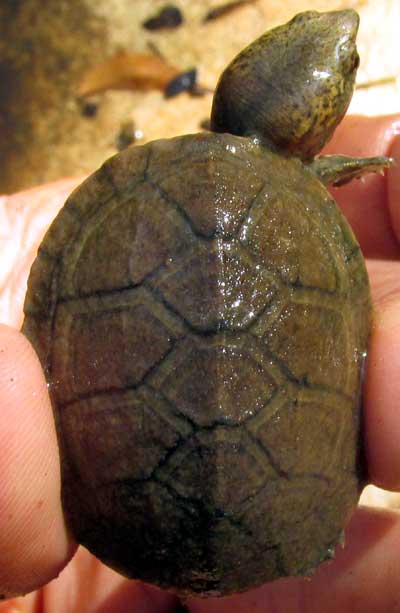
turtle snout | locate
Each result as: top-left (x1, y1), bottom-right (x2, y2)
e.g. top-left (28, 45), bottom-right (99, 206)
top-left (333, 8), bottom-right (359, 39)
top-left (332, 9), bottom-right (360, 77)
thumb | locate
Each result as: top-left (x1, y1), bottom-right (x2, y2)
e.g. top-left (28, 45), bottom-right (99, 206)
top-left (0, 324), bottom-right (75, 598)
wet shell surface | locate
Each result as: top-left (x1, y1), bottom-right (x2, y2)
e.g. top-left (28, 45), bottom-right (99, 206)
top-left (23, 131), bottom-right (370, 595)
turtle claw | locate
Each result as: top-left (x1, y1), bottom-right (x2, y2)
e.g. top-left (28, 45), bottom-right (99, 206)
top-left (310, 154), bottom-right (394, 187)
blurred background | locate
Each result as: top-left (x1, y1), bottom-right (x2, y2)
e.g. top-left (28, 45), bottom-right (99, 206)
top-left (1, 0), bottom-right (399, 510)
top-left (1, 0), bottom-right (400, 194)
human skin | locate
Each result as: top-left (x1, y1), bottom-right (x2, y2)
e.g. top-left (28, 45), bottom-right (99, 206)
top-left (0, 115), bottom-right (400, 612)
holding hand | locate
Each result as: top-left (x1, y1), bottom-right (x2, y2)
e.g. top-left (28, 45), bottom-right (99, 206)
top-left (0, 115), bottom-right (400, 613)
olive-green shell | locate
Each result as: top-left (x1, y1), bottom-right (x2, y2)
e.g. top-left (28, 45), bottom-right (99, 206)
top-left (22, 132), bottom-right (370, 596)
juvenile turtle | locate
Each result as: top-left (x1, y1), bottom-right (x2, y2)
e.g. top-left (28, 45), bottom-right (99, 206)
top-left (22, 9), bottom-right (391, 597)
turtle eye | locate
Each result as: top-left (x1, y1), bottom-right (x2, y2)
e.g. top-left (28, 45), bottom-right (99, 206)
top-left (353, 53), bottom-right (360, 70)
top-left (338, 39), bottom-right (359, 76)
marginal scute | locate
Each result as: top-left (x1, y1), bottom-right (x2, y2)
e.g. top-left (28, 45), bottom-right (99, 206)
top-left (102, 142), bottom-right (150, 192)
top-left (239, 474), bottom-right (353, 576)
top-left (23, 249), bottom-right (59, 317)
top-left (56, 167), bottom-right (116, 244)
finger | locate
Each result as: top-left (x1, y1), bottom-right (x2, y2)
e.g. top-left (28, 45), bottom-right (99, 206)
top-left (40, 507), bottom-right (398, 613)
top-left (322, 114), bottom-right (400, 259)
top-left (387, 131), bottom-right (400, 240)
top-left (186, 506), bottom-right (400, 613)
top-left (33, 547), bottom-right (181, 613)
top-left (364, 259), bottom-right (400, 490)
top-left (0, 324), bottom-right (75, 598)
top-left (0, 177), bottom-right (81, 329)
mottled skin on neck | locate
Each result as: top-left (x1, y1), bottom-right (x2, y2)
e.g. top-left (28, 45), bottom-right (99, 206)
top-left (211, 9), bottom-right (393, 184)
top-left (211, 10), bottom-right (360, 161)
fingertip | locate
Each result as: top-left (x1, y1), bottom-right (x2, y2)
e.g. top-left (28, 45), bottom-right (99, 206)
top-left (364, 300), bottom-right (400, 491)
top-left (0, 324), bottom-right (75, 598)
top-left (324, 114), bottom-right (400, 158)
top-left (323, 114), bottom-right (400, 257)
top-left (387, 131), bottom-right (400, 243)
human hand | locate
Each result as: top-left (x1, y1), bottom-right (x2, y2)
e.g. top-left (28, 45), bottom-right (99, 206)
top-left (1, 115), bottom-right (400, 612)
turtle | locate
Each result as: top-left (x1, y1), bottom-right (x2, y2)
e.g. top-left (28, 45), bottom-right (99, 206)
top-left (22, 9), bottom-right (392, 597)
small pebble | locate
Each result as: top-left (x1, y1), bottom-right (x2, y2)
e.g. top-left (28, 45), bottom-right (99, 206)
top-left (203, 0), bottom-right (257, 23)
top-left (80, 100), bottom-right (99, 118)
top-left (165, 68), bottom-right (197, 98)
top-left (200, 118), bottom-right (211, 130)
top-left (143, 5), bottom-right (183, 31)
top-left (116, 120), bottom-right (136, 151)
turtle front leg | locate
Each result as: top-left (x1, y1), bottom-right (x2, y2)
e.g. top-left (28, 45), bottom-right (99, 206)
top-left (310, 154), bottom-right (394, 186)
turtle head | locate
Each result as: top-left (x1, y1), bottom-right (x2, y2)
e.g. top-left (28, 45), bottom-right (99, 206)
top-left (210, 10), bottom-right (360, 160)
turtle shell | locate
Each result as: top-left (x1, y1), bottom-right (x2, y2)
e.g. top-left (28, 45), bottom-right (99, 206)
top-left (22, 131), bottom-right (371, 596)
